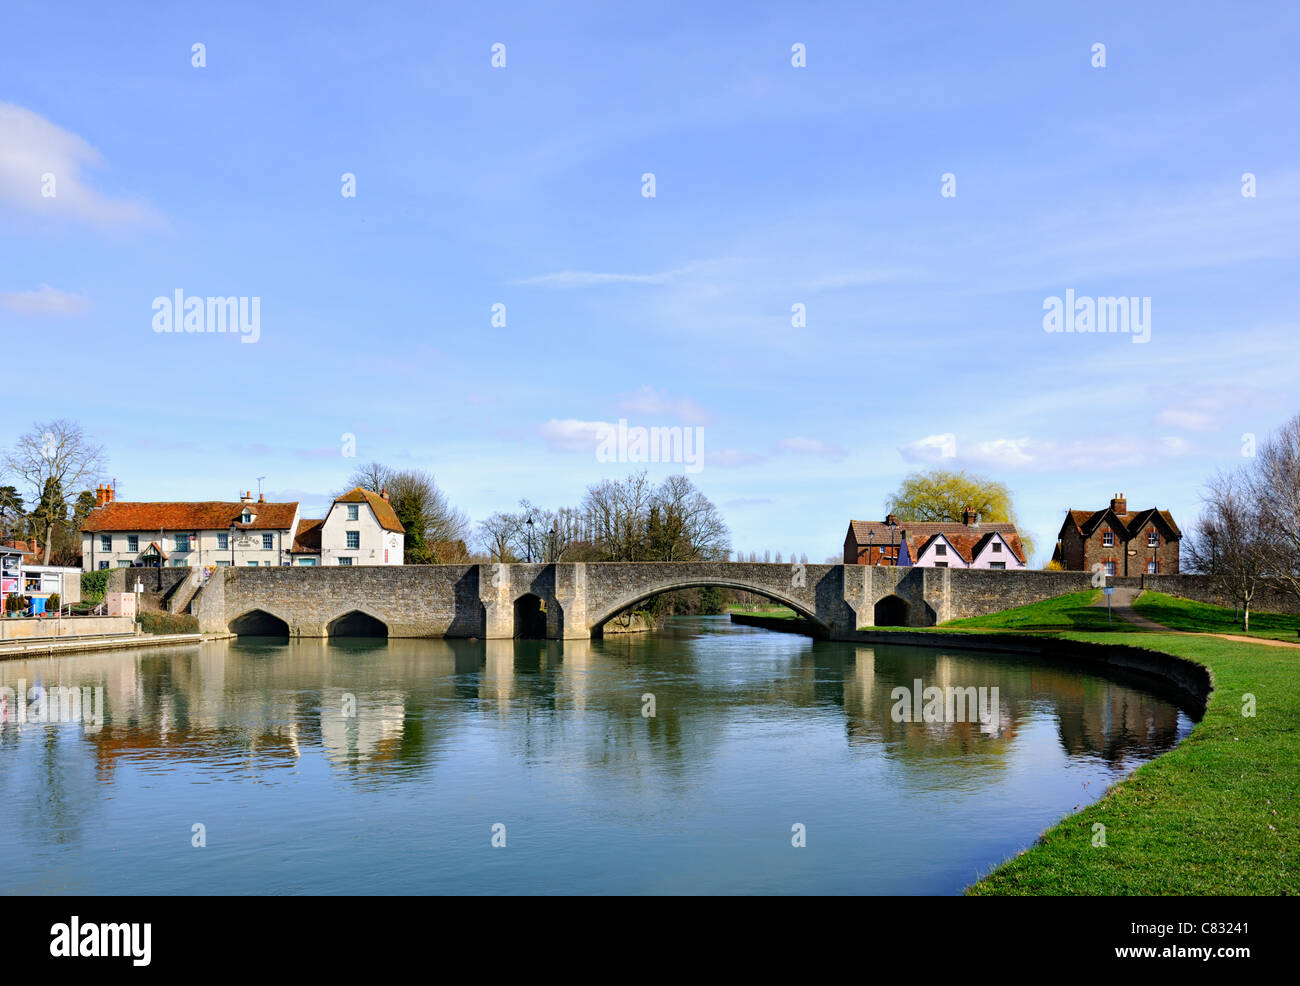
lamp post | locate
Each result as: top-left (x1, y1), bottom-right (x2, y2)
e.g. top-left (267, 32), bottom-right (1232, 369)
top-left (229, 523), bottom-right (236, 567)
top-left (525, 516), bottom-right (535, 563)
top-left (867, 530), bottom-right (874, 565)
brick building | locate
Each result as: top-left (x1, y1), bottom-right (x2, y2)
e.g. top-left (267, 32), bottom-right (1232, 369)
top-left (844, 509), bottom-right (1028, 569)
top-left (1052, 493), bottom-right (1180, 576)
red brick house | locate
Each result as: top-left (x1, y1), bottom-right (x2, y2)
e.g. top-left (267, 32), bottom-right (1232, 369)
top-left (1052, 494), bottom-right (1181, 576)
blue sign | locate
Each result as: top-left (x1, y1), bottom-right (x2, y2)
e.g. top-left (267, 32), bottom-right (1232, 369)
top-left (1103, 587), bottom-right (1115, 595)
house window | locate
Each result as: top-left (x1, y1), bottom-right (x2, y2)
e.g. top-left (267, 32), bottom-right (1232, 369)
top-left (127, 535), bottom-right (139, 552)
top-left (262, 533), bottom-right (274, 550)
top-left (215, 560), bottom-right (230, 567)
top-left (1102, 531), bottom-right (1114, 547)
top-left (1147, 560), bottom-right (1159, 574)
top-left (100, 534), bottom-right (112, 551)
top-left (935, 543), bottom-right (947, 556)
top-left (990, 562), bottom-right (1006, 570)
top-left (172, 559), bottom-right (188, 567)
top-left (1148, 531), bottom-right (1158, 547)
top-left (347, 504), bottom-right (359, 521)
top-left (298, 558), bottom-right (317, 566)
top-left (174, 534), bottom-right (190, 552)
top-left (346, 531), bottom-right (360, 550)
top-left (241, 511), bottom-right (251, 524)
top-left (1105, 561), bottom-right (1117, 576)
top-left (217, 533), bottom-right (228, 550)
top-left (246, 561), bottom-right (258, 567)
top-left (992, 542), bottom-right (1002, 553)
top-left (98, 561), bottom-right (109, 570)
top-left (338, 557), bottom-right (354, 566)
top-left (935, 561), bottom-right (948, 568)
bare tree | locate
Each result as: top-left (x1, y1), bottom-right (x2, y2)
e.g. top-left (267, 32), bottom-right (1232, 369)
top-left (476, 511), bottom-right (521, 561)
top-left (1250, 413), bottom-right (1300, 606)
top-left (1185, 471), bottom-right (1269, 629)
top-left (4, 419), bottom-right (105, 564)
top-left (340, 461), bottom-right (395, 496)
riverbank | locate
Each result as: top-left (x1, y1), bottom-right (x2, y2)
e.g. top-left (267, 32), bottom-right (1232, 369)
top-left (734, 594), bottom-right (1296, 894)
top-left (0, 631), bottom-right (213, 659)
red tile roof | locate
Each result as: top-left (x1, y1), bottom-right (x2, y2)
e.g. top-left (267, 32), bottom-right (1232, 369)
top-left (81, 501), bottom-right (300, 533)
top-left (335, 487), bottom-right (405, 533)
top-left (848, 519), bottom-right (1027, 565)
top-left (1058, 506), bottom-right (1181, 540)
top-left (291, 518), bottom-right (324, 553)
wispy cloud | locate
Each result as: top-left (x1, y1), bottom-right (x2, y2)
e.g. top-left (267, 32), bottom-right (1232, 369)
top-left (0, 102), bottom-right (160, 227)
top-left (616, 385), bottom-right (710, 423)
top-left (539, 418), bottom-right (608, 452)
top-left (775, 436), bottom-right (848, 461)
top-left (515, 261), bottom-right (705, 287)
top-left (1, 283), bottom-right (89, 316)
top-left (901, 434), bottom-right (1197, 470)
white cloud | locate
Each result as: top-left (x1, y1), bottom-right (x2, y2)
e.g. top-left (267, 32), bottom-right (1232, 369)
top-left (539, 418), bottom-right (609, 452)
top-left (616, 385), bottom-right (710, 423)
top-left (900, 433), bottom-right (1196, 471)
top-left (898, 433), bottom-right (957, 463)
top-left (0, 283), bottom-right (89, 316)
top-left (0, 102), bottom-right (159, 227)
top-left (775, 437), bottom-right (847, 461)
top-left (515, 261), bottom-right (706, 287)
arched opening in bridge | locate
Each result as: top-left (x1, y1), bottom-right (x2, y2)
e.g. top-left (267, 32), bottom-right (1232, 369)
top-left (873, 595), bottom-right (909, 628)
top-left (327, 610), bottom-right (388, 637)
top-left (589, 582), bottom-right (828, 639)
top-left (513, 593), bottom-right (547, 639)
top-left (229, 609), bottom-right (290, 637)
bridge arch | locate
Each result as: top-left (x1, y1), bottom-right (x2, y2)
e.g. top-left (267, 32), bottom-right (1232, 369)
top-left (586, 578), bottom-right (828, 636)
top-left (229, 607), bottom-right (291, 636)
top-left (327, 609), bottom-right (389, 637)
top-left (513, 593), bottom-right (547, 639)
top-left (873, 594), bottom-right (909, 627)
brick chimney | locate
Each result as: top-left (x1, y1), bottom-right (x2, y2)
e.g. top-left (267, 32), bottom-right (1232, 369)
top-left (962, 505), bottom-right (979, 526)
top-left (380, 487), bottom-right (390, 502)
top-left (95, 484), bottom-right (109, 507)
top-left (1110, 493), bottom-right (1127, 514)
top-left (258, 492), bottom-right (265, 503)
top-left (240, 490), bottom-right (254, 504)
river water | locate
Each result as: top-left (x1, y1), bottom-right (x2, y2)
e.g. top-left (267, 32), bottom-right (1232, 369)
top-left (0, 616), bottom-right (1195, 895)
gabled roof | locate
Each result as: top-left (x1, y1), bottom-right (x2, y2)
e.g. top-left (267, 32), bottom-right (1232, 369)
top-left (907, 528), bottom-right (1027, 566)
top-left (81, 501), bottom-right (299, 533)
top-left (292, 518), bottom-right (324, 553)
top-left (1057, 506), bottom-right (1180, 541)
top-left (334, 488), bottom-right (405, 534)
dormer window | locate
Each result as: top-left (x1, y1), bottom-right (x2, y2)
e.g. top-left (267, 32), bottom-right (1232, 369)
top-left (1102, 531), bottom-right (1114, 547)
top-left (241, 510), bottom-right (252, 524)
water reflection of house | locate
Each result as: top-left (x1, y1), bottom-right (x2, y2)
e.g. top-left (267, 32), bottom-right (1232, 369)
top-left (318, 690), bottom-right (408, 766)
top-left (1052, 678), bottom-right (1183, 766)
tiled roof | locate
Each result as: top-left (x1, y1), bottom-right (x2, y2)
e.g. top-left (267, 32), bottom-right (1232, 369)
top-left (81, 501), bottom-right (300, 533)
top-left (848, 519), bottom-right (1026, 565)
top-left (334, 487), bottom-right (405, 533)
top-left (292, 518), bottom-right (324, 553)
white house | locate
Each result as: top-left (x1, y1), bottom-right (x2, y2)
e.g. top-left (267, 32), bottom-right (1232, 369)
top-left (290, 488), bottom-right (405, 566)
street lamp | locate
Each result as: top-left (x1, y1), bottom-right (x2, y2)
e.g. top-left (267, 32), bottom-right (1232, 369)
top-left (525, 516), bottom-right (535, 563)
top-left (229, 523), bottom-right (236, 567)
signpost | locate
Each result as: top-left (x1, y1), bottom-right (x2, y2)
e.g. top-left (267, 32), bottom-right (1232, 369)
top-left (1103, 585), bottom-right (1115, 624)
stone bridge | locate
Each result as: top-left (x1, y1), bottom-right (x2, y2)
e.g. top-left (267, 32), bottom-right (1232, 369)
top-left (195, 563), bottom-right (1104, 640)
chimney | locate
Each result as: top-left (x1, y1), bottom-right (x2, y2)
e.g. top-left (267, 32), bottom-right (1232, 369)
top-left (380, 487), bottom-right (389, 502)
top-left (241, 490), bottom-right (254, 504)
top-left (962, 505), bottom-right (979, 526)
top-left (1110, 493), bottom-right (1127, 514)
top-left (107, 484), bottom-right (114, 503)
top-left (258, 492), bottom-right (265, 503)
top-left (95, 484), bottom-right (108, 507)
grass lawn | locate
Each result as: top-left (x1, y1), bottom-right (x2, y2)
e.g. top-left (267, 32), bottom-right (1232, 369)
top-left (926, 589), bottom-right (1126, 632)
top-left (728, 604), bottom-right (799, 620)
top-left (1134, 590), bottom-right (1300, 643)
top-left (970, 630), bottom-right (1298, 895)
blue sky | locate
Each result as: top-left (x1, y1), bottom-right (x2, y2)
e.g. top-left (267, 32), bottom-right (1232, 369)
top-left (2, 1), bottom-right (1298, 563)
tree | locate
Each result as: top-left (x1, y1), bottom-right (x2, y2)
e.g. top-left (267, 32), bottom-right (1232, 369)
top-left (1250, 413), bottom-right (1300, 607)
top-left (0, 485), bottom-right (24, 538)
top-left (3, 420), bottom-right (105, 564)
top-left (338, 462), bottom-right (470, 564)
top-left (341, 461), bottom-right (394, 496)
top-left (476, 511), bottom-right (521, 561)
top-left (885, 468), bottom-right (1034, 558)
top-left (1185, 471), bottom-right (1269, 630)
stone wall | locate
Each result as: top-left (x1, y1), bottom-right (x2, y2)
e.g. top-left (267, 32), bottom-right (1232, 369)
top-left (1141, 574), bottom-right (1300, 614)
top-left (193, 562), bottom-right (1281, 641)
top-left (0, 615), bottom-right (136, 641)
